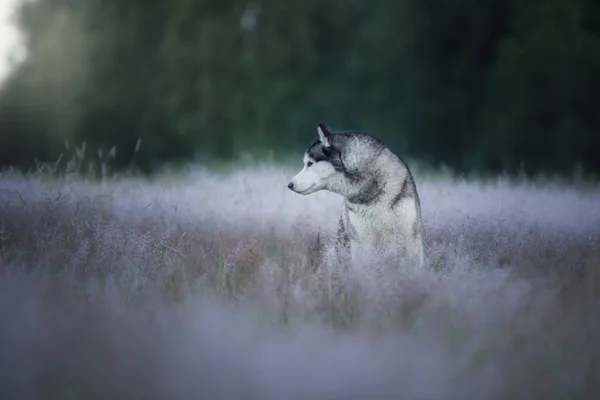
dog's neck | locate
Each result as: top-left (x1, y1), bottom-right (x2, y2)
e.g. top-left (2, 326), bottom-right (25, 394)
top-left (344, 154), bottom-right (407, 209)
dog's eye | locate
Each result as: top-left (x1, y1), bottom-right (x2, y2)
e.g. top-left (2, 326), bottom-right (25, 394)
top-left (307, 161), bottom-right (313, 167)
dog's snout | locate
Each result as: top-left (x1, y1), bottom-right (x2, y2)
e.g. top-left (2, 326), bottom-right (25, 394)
top-left (287, 182), bottom-right (294, 190)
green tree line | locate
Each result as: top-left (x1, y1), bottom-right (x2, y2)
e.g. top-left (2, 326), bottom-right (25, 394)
top-left (0, 0), bottom-right (599, 176)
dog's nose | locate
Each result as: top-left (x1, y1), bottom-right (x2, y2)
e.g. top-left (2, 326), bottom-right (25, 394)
top-left (287, 182), bottom-right (294, 190)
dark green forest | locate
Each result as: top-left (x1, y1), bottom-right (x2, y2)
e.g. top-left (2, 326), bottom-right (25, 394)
top-left (0, 0), bottom-right (599, 177)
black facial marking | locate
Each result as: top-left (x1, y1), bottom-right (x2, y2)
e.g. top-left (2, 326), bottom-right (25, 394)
top-left (307, 139), bottom-right (345, 171)
top-left (306, 140), bottom-right (330, 163)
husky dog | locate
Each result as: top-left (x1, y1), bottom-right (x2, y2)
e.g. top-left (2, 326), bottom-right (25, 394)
top-left (287, 122), bottom-right (424, 268)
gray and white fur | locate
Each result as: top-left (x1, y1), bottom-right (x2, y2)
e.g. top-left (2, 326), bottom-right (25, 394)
top-left (287, 122), bottom-right (424, 268)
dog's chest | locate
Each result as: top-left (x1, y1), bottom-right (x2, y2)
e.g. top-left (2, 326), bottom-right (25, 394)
top-left (344, 206), bottom-right (398, 244)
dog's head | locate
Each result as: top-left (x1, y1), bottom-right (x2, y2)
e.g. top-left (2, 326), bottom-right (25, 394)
top-left (287, 122), bottom-right (361, 196)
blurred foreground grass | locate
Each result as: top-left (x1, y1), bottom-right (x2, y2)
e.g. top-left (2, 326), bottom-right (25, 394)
top-left (0, 159), bottom-right (599, 399)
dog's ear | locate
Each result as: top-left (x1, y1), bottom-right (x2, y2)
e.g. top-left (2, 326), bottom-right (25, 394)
top-left (317, 122), bottom-right (332, 148)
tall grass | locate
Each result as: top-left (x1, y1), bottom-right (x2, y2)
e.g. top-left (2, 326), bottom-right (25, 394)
top-left (0, 163), bottom-right (599, 399)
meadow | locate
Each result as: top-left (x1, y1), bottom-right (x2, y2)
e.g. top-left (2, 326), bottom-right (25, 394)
top-left (0, 162), bottom-right (599, 399)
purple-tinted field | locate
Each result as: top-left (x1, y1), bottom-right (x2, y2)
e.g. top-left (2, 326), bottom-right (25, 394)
top-left (0, 165), bottom-right (599, 399)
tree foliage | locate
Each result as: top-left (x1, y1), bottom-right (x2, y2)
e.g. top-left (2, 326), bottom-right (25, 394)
top-left (0, 0), bottom-right (599, 176)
